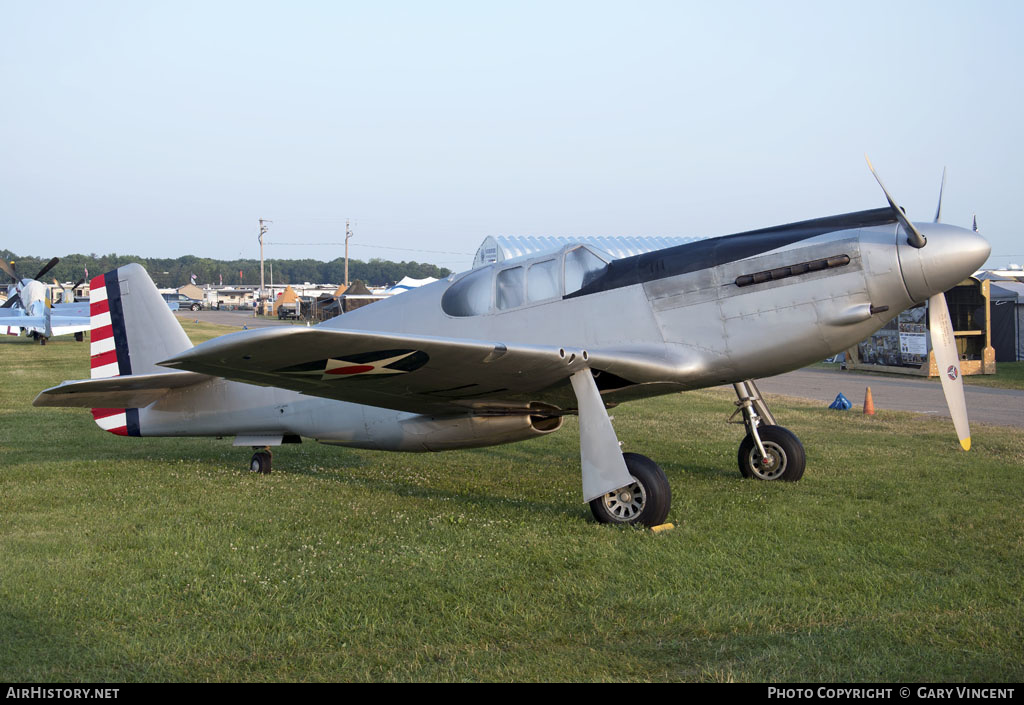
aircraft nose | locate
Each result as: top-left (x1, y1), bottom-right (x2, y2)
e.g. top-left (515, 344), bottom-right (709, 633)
top-left (898, 224), bottom-right (991, 302)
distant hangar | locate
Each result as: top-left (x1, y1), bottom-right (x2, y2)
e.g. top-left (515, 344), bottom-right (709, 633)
top-left (472, 235), bottom-right (702, 268)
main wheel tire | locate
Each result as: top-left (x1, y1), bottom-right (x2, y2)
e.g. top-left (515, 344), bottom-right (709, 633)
top-left (74, 332), bottom-right (84, 342)
top-left (589, 452), bottom-right (671, 527)
top-left (738, 425), bottom-right (805, 481)
top-left (249, 451), bottom-right (272, 474)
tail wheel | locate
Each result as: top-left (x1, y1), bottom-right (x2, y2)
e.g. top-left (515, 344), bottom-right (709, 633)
top-left (249, 451), bottom-right (272, 474)
top-left (589, 453), bottom-right (671, 527)
top-left (738, 425), bottom-right (805, 481)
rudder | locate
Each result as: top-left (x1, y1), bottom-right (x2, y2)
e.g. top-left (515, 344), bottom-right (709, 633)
top-left (88, 264), bottom-right (193, 435)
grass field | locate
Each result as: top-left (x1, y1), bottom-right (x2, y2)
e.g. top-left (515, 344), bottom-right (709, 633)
top-left (2, 324), bottom-right (1023, 682)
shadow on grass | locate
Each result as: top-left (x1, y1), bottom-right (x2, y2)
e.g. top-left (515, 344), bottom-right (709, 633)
top-left (0, 606), bottom-right (177, 682)
top-left (285, 461), bottom-right (587, 523)
top-left (13, 412), bottom-right (749, 524)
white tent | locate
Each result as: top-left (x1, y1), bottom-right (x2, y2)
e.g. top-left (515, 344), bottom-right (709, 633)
top-left (386, 276), bottom-right (438, 294)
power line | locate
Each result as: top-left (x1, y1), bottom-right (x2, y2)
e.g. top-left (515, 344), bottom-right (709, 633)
top-left (266, 242), bottom-right (473, 256)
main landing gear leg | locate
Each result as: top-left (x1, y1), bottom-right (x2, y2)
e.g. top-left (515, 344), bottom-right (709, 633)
top-left (732, 380), bottom-right (805, 482)
top-left (570, 368), bottom-right (671, 526)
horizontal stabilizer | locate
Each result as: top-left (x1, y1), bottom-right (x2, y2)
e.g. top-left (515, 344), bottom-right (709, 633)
top-left (34, 371), bottom-right (211, 409)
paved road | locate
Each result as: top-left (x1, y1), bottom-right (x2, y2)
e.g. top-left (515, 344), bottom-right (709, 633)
top-left (754, 367), bottom-right (1024, 429)
top-left (175, 310), bottom-right (297, 328)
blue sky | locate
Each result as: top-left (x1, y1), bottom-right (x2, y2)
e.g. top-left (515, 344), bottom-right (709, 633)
top-left (2, 1), bottom-right (1021, 271)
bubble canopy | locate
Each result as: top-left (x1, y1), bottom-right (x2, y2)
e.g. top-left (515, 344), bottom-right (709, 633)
top-left (442, 245), bottom-right (611, 317)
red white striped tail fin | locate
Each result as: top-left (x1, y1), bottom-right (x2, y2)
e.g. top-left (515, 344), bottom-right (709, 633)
top-left (90, 274), bottom-right (122, 379)
top-left (90, 407), bottom-right (135, 436)
top-left (89, 272), bottom-right (140, 435)
top-left (85, 265), bottom-right (194, 437)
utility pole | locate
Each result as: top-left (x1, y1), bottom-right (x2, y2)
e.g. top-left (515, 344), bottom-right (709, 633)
top-left (259, 218), bottom-right (271, 314)
top-left (344, 219), bottom-right (353, 287)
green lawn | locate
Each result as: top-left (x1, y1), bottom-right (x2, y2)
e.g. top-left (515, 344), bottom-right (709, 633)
top-left (961, 361), bottom-right (1024, 390)
top-left (1, 326), bottom-right (1022, 682)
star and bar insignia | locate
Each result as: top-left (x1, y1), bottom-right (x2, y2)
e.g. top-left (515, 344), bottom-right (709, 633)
top-left (276, 349), bottom-right (429, 381)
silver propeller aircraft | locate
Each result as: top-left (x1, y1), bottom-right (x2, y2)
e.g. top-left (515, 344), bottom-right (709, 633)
top-left (1, 258), bottom-right (89, 343)
top-left (35, 164), bottom-right (990, 526)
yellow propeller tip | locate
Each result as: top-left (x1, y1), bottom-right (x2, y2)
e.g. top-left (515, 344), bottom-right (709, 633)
top-left (960, 437), bottom-right (971, 451)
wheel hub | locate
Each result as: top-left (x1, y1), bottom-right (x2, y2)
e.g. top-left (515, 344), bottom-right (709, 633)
top-left (751, 442), bottom-right (786, 480)
top-left (601, 480), bottom-right (646, 521)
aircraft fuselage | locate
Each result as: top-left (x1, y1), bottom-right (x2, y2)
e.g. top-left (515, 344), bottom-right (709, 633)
top-left (136, 213), bottom-right (990, 452)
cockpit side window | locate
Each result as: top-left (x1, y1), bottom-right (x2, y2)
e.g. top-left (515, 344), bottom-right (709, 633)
top-left (440, 267), bottom-right (492, 317)
top-left (496, 266), bottom-right (525, 310)
top-left (443, 246), bottom-right (609, 317)
top-left (564, 247), bottom-right (608, 295)
top-left (527, 259), bottom-right (560, 303)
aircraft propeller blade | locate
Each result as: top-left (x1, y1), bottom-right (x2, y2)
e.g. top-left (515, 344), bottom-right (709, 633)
top-left (928, 292), bottom-right (971, 450)
top-left (865, 156), bottom-right (928, 248)
top-left (0, 260), bottom-right (17, 283)
top-left (934, 167), bottom-right (947, 223)
top-left (34, 257), bottom-right (59, 281)
top-left (1, 293), bottom-right (20, 309)
top-left (59, 278), bottom-right (86, 305)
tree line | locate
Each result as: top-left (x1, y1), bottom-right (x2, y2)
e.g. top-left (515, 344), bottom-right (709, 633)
top-left (0, 250), bottom-right (452, 289)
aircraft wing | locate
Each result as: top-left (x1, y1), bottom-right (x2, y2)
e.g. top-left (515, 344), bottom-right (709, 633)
top-left (0, 307), bottom-right (88, 320)
top-left (0, 313), bottom-right (89, 335)
top-left (49, 315), bottom-right (91, 334)
top-left (52, 302), bottom-right (90, 318)
top-left (157, 327), bottom-right (691, 415)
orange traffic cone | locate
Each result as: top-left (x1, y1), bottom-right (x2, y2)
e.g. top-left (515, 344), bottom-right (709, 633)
top-left (863, 386), bottom-right (875, 415)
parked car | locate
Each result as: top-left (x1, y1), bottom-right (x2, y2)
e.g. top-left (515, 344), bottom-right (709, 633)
top-left (162, 293), bottom-right (203, 311)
